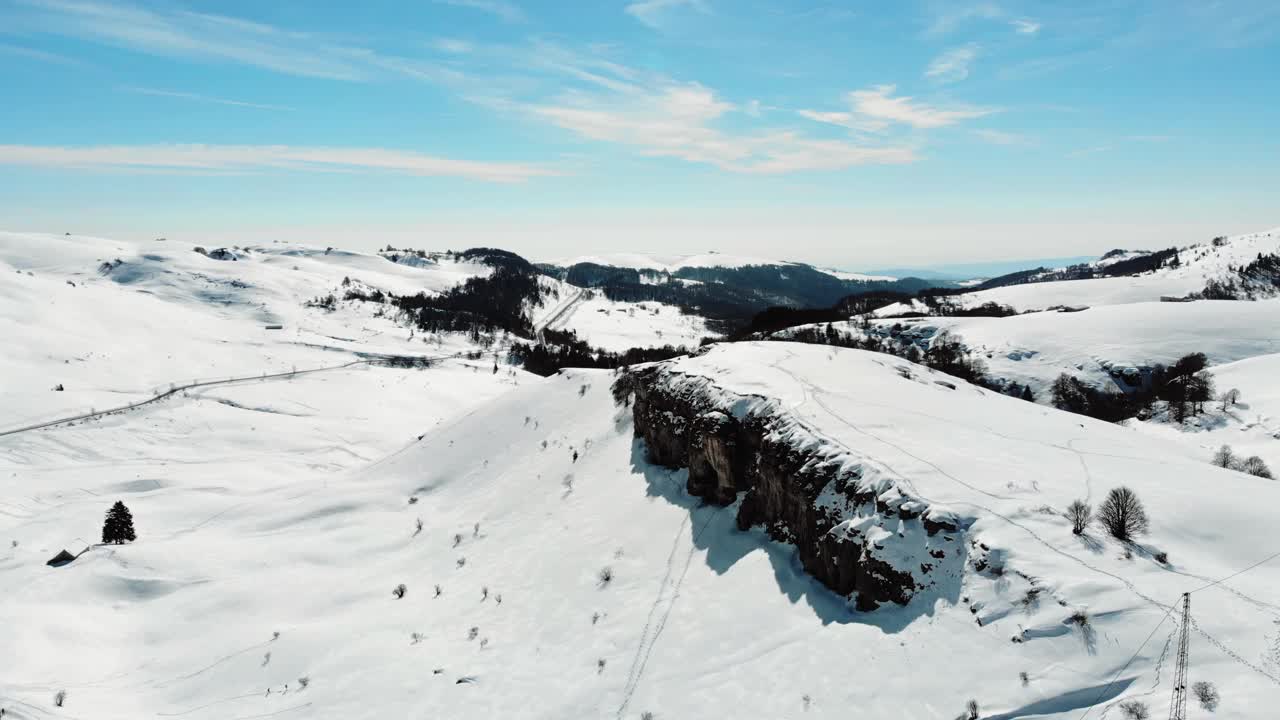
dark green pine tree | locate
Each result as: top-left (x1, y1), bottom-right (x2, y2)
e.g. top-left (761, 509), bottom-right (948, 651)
top-left (102, 501), bottom-right (137, 544)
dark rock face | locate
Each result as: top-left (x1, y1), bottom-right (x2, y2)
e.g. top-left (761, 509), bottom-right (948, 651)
top-left (627, 366), bottom-right (962, 610)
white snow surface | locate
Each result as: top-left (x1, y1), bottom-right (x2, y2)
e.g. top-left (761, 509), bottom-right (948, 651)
top-left (854, 299), bottom-right (1280, 397)
top-left (4, 231), bottom-right (1280, 720)
top-left (1130, 352), bottom-right (1280, 474)
top-left (873, 228), bottom-right (1280, 315)
top-left (545, 251), bottom-right (802, 271)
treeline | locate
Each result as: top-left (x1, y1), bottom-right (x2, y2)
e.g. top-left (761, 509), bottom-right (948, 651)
top-left (508, 329), bottom-right (689, 376)
top-left (1050, 352), bottom-right (1215, 423)
top-left (543, 261), bottom-right (947, 335)
top-left (1194, 252), bottom-right (1280, 300)
top-left (777, 323), bottom-right (1024, 397)
top-left (395, 265), bottom-right (549, 338)
top-left (972, 247), bottom-right (1181, 291)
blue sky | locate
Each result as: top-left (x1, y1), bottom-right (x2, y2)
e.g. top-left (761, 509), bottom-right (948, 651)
top-left (1, 0), bottom-right (1277, 266)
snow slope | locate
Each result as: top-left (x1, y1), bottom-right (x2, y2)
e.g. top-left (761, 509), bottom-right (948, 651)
top-left (530, 278), bottom-right (714, 350)
top-left (546, 251), bottom-right (802, 272)
top-left (1130, 352), bottom-right (1280, 474)
top-left (6, 338), bottom-right (1280, 719)
top-left (0, 232), bottom-right (500, 427)
top-left (874, 228), bottom-right (1280, 314)
top-left (553, 293), bottom-right (711, 351)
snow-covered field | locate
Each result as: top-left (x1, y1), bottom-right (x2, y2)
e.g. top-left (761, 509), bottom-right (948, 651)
top-left (4, 230), bottom-right (1280, 719)
top-left (546, 251), bottom-right (802, 272)
top-left (553, 292), bottom-right (711, 351)
top-left (1130, 352), bottom-right (1280, 474)
top-left (872, 228), bottom-right (1280, 315)
top-left (855, 299), bottom-right (1280, 398)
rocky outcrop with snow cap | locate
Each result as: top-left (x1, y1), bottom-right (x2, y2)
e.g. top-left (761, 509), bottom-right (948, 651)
top-left (624, 362), bottom-right (968, 610)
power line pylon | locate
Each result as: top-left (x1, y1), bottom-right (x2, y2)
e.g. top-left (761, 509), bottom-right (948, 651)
top-left (1169, 593), bottom-right (1191, 720)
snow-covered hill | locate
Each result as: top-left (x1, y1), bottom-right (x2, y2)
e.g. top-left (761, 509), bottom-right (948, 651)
top-left (7, 339), bottom-right (1280, 719)
top-left (964, 229), bottom-right (1279, 311)
top-left (544, 251), bottom-right (803, 272)
top-left (5, 230), bottom-right (1280, 720)
top-left (798, 299), bottom-right (1280, 399)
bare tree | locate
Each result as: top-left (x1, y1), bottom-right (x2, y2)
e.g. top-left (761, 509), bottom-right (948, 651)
top-left (1192, 681), bottom-right (1219, 711)
top-left (1239, 456), bottom-right (1274, 479)
top-left (1220, 388), bottom-right (1240, 410)
top-left (1212, 445), bottom-right (1236, 469)
top-left (1098, 487), bottom-right (1149, 541)
top-left (1118, 699), bottom-right (1149, 720)
top-left (1067, 500), bottom-right (1092, 535)
top-left (393, 583), bottom-right (407, 599)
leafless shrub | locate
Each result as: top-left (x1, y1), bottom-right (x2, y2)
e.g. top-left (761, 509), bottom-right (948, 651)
top-left (467, 626), bottom-right (479, 641)
top-left (1118, 699), bottom-right (1149, 720)
top-left (966, 699), bottom-right (979, 719)
top-left (598, 566), bottom-right (613, 587)
top-left (1020, 671), bottom-right (1029, 686)
top-left (393, 583), bottom-right (407, 599)
top-left (1238, 455), bottom-right (1273, 479)
top-left (1212, 445), bottom-right (1236, 468)
top-left (297, 676), bottom-right (310, 690)
top-left (1193, 681), bottom-right (1219, 711)
top-left (54, 689), bottom-right (67, 707)
top-left (1067, 500), bottom-right (1092, 534)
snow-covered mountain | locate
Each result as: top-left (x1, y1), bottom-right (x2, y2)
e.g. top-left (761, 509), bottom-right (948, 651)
top-left (955, 228), bottom-right (1280, 312)
top-left (4, 229), bottom-right (1280, 720)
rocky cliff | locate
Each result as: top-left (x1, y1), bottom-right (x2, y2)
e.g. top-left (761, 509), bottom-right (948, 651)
top-left (618, 363), bottom-right (968, 610)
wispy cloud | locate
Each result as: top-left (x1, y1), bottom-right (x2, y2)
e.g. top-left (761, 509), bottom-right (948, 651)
top-left (925, 43), bottom-right (979, 83)
top-left (801, 85), bottom-right (996, 132)
top-left (0, 41), bottom-right (85, 66)
top-left (436, 0), bottom-right (525, 23)
top-left (0, 144), bottom-right (557, 182)
top-left (1011, 18), bottom-right (1041, 34)
top-left (11, 0), bottom-right (468, 84)
top-left (625, 0), bottom-right (709, 29)
top-left (926, 3), bottom-right (1039, 37)
top-left (431, 37), bottom-right (474, 54)
top-left (973, 129), bottom-right (1034, 146)
top-left (1067, 145), bottom-right (1110, 158)
top-left (519, 56), bottom-right (916, 173)
top-left (15, 0), bottom-right (368, 80)
top-left (126, 87), bottom-right (294, 111)
top-left (926, 2), bottom-right (1002, 36)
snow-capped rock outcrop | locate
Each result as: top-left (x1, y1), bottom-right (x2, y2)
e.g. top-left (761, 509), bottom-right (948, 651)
top-left (623, 361), bottom-right (967, 610)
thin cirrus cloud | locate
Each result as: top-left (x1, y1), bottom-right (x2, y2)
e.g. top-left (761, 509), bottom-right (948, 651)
top-left (126, 87), bottom-right (295, 112)
top-left (1011, 19), bottom-right (1041, 34)
top-left (924, 43), bottom-right (980, 83)
top-left (973, 129), bottom-right (1034, 146)
top-left (530, 81), bottom-right (916, 173)
top-left (800, 85), bottom-right (997, 132)
top-left (0, 144), bottom-right (558, 183)
top-left (11, 0), bottom-right (463, 83)
top-left (625, 0), bottom-right (709, 29)
top-left (435, 0), bottom-right (525, 23)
